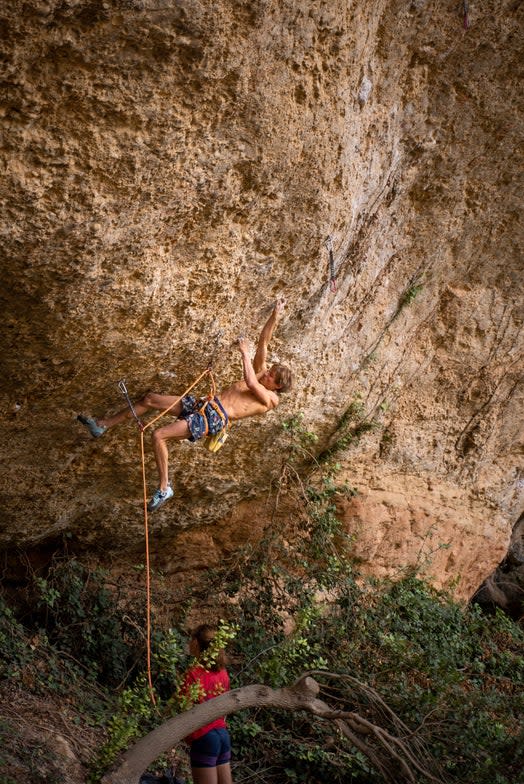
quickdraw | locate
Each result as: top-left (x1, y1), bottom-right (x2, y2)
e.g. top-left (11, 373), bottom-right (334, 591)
top-left (117, 379), bottom-right (144, 431)
top-left (325, 235), bottom-right (337, 292)
top-left (463, 0), bottom-right (470, 29)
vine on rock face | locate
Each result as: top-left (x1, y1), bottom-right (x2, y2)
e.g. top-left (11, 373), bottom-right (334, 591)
top-left (396, 278), bottom-right (424, 313)
top-left (313, 395), bottom-right (382, 462)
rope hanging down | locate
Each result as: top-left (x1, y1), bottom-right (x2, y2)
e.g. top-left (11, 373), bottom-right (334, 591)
top-left (117, 366), bottom-right (216, 705)
top-left (325, 235), bottom-right (337, 292)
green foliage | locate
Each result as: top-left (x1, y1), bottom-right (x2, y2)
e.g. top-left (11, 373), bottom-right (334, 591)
top-left (318, 395), bottom-right (380, 461)
top-left (0, 591), bottom-right (116, 783)
top-left (394, 276), bottom-right (424, 318)
top-left (282, 413), bottom-right (319, 461)
top-left (90, 619), bottom-right (239, 781)
top-left (256, 603), bottom-right (328, 686)
top-left (88, 676), bottom-right (158, 782)
top-left (198, 620), bottom-right (238, 671)
top-left (224, 565), bottom-right (524, 783)
top-left (0, 599), bottom-right (33, 679)
top-left (1, 444), bottom-right (523, 784)
top-left (198, 431), bottom-right (523, 784)
top-left (1, 558), bottom-right (157, 781)
top-left (153, 626), bottom-right (186, 682)
top-left (19, 557), bottom-right (145, 686)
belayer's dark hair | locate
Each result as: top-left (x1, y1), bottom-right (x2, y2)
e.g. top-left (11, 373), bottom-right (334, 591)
top-left (191, 624), bottom-right (227, 671)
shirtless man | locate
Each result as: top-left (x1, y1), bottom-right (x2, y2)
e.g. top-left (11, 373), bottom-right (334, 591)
top-left (78, 299), bottom-right (292, 511)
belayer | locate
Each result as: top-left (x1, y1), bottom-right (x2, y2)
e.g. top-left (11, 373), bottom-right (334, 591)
top-left (180, 624), bottom-right (233, 784)
top-left (78, 299), bottom-right (292, 511)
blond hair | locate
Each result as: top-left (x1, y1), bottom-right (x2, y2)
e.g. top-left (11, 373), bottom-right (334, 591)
top-left (271, 364), bottom-right (293, 393)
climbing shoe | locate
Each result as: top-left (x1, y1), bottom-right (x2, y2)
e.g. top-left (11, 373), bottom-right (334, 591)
top-left (77, 415), bottom-right (107, 438)
top-left (147, 484), bottom-right (174, 512)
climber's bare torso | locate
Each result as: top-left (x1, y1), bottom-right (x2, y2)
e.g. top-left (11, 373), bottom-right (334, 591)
top-left (219, 370), bottom-right (280, 421)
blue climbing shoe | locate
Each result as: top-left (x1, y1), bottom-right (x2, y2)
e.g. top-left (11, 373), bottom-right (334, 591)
top-left (147, 484), bottom-right (174, 512)
top-left (77, 415), bottom-right (107, 438)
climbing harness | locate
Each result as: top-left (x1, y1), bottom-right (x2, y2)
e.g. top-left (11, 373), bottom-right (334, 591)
top-left (203, 400), bottom-right (229, 450)
top-left (195, 395), bottom-right (229, 451)
top-left (463, 0), bottom-right (470, 29)
top-left (325, 235), bottom-right (337, 292)
top-left (117, 379), bottom-right (144, 430)
top-left (120, 367), bottom-right (226, 705)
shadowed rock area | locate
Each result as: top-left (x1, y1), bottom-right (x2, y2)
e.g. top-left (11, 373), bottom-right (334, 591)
top-left (471, 510), bottom-right (524, 618)
top-left (1, 0), bottom-right (522, 605)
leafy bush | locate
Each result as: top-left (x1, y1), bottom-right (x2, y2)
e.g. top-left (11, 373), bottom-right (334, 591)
top-left (224, 566), bottom-right (524, 784)
top-left (0, 599), bottom-right (34, 679)
top-left (19, 557), bottom-right (145, 686)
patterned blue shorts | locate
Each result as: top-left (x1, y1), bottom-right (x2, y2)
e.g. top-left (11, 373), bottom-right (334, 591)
top-left (179, 396), bottom-right (228, 442)
top-left (190, 728), bottom-right (232, 768)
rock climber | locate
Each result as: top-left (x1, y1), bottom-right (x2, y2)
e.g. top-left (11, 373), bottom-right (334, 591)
top-left (78, 299), bottom-right (292, 511)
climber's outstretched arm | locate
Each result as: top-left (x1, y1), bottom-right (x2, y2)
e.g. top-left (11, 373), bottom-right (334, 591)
top-left (253, 297), bottom-right (286, 374)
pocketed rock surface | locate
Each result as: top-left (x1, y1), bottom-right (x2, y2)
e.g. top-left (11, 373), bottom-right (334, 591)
top-left (1, 0), bottom-right (522, 604)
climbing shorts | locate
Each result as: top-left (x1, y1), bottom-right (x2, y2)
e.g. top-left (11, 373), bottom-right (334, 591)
top-left (179, 395), bottom-right (228, 442)
top-left (190, 727), bottom-right (232, 768)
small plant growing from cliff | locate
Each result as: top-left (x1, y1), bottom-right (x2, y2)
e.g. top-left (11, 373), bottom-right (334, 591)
top-left (318, 395), bottom-right (380, 462)
top-left (362, 350), bottom-right (378, 367)
top-left (394, 275), bottom-right (424, 318)
top-left (282, 413), bottom-right (319, 452)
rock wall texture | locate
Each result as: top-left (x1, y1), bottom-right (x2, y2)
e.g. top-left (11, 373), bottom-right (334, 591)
top-left (1, 0), bottom-right (522, 605)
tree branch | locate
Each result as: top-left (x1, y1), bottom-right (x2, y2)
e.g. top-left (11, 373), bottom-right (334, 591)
top-left (101, 675), bottom-right (441, 784)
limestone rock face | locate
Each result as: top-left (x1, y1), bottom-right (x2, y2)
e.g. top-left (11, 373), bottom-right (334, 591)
top-left (1, 1), bottom-right (522, 601)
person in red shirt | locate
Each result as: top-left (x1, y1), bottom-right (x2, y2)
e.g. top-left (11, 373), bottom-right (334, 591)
top-left (180, 625), bottom-right (233, 784)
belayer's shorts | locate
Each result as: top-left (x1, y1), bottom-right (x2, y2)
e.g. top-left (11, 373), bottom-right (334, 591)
top-left (179, 395), bottom-right (228, 442)
top-left (190, 727), bottom-right (232, 768)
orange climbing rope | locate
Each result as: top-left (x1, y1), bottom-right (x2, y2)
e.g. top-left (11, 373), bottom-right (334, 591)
top-left (125, 366), bottom-right (216, 705)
